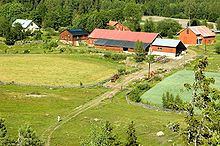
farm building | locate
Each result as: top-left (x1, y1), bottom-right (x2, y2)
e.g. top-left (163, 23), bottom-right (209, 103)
top-left (150, 38), bottom-right (187, 57)
top-left (12, 19), bottom-right (39, 32)
top-left (178, 26), bottom-right (215, 45)
top-left (59, 29), bottom-right (88, 46)
top-left (107, 20), bottom-right (130, 31)
top-left (95, 39), bottom-right (150, 52)
top-left (88, 29), bottom-right (160, 52)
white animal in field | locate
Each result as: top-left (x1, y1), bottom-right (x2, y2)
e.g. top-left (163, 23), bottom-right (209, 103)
top-left (156, 131), bottom-right (164, 137)
top-left (57, 116), bottom-right (61, 122)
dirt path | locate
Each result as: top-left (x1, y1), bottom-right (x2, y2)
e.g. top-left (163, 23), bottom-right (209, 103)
top-left (43, 50), bottom-right (197, 146)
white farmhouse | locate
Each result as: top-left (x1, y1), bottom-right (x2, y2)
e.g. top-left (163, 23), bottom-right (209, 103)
top-left (12, 19), bottom-right (39, 32)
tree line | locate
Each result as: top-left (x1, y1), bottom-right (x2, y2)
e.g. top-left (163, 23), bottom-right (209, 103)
top-left (0, 0), bottom-right (219, 32)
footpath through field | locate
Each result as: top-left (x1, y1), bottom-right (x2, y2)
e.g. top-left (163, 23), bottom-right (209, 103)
top-left (43, 49), bottom-right (197, 146)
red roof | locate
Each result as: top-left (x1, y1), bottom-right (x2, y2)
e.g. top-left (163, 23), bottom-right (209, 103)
top-left (89, 29), bottom-right (159, 43)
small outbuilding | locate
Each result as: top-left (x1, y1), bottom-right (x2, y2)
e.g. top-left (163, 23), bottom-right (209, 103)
top-left (94, 38), bottom-right (150, 52)
top-left (59, 29), bottom-right (88, 46)
top-left (150, 38), bottom-right (187, 57)
top-left (107, 20), bottom-right (130, 31)
top-left (12, 19), bottom-right (39, 32)
top-left (178, 26), bottom-right (215, 45)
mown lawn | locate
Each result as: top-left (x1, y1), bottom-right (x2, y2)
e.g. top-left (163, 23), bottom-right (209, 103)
top-left (141, 70), bottom-right (220, 106)
top-left (0, 84), bottom-right (108, 138)
top-left (0, 54), bottom-right (122, 86)
top-left (51, 91), bottom-right (185, 146)
top-left (187, 34), bottom-right (220, 72)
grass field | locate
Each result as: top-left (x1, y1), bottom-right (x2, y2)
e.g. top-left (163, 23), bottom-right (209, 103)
top-left (0, 84), bottom-right (108, 138)
top-left (0, 54), bottom-right (122, 86)
top-left (141, 70), bottom-right (220, 106)
top-left (50, 91), bottom-right (185, 146)
top-left (187, 34), bottom-right (220, 72)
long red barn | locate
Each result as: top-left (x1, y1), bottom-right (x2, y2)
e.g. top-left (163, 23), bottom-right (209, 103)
top-left (88, 28), bottom-right (160, 47)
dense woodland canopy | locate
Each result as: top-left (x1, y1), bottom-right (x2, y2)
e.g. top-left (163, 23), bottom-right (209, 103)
top-left (0, 0), bottom-right (219, 32)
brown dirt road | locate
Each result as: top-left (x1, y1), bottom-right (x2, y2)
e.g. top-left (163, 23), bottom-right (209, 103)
top-left (43, 49), bottom-right (197, 146)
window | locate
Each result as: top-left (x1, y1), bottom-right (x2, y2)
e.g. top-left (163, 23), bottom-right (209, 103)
top-left (196, 38), bottom-right (202, 45)
top-left (123, 48), bottom-right (128, 51)
top-left (158, 47), bottom-right (162, 50)
top-left (90, 40), bottom-right (93, 43)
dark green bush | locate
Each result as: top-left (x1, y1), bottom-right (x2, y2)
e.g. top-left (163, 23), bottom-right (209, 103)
top-left (118, 67), bottom-right (126, 75)
top-left (128, 82), bottom-right (151, 102)
top-left (49, 41), bottom-right (58, 48)
top-left (23, 49), bottom-right (30, 54)
top-left (215, 45), bottom-right (220, 54)
top-left (162, 91), bottom-right (185, 111)
top-left (59, 47), bottom-right (66, 53)
top-left (103, 52), bottom-right (111, 58)
top-left (103, 52), bottom-right (127, 61)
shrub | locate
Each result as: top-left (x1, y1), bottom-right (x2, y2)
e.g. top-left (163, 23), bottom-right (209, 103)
top-left (162, 91), bottom-right (185, 111)
top-left (33, 31), bottom-right (42, 40)
top-left (59, 47), bottom-right (66, 53)
top-left (49, 41), bottom-right (58, 48)
top-left (23, 49), bottom-right (30, 54)
top-left (118, 67), bottom-right (126, 75)
top-left (5, 38), bottom-right (15, 45)
top-left (103, 52), bottom-right (127, 61)
top-left (128, 82), bottom-right (151, 102)
top-left (215, 44), bottom-right (220, 54)
top-left (111, 53), bottom-right (127, 61)
top-left (128, 89), bottom-right (141, 102)
top-left (103, 52), bottom-right (111, 58)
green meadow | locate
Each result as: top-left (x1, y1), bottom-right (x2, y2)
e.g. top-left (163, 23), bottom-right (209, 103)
top-left (0, 84), bottom-right (108, 138)
top-left (0, 54), bottom-right (122, 86)
top-left (51, 91), bottom-right (185, 146)
top-left (141, 70), bottom-right (220, 106)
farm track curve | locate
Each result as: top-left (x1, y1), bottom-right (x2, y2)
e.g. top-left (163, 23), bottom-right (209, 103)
top-left (43, 49), bottom-right (197, 146)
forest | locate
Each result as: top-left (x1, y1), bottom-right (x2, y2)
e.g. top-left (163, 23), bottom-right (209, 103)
top-left (0, 0), bottom-right (219, 32)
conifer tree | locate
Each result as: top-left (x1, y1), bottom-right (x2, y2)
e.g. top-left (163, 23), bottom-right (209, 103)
top-left (126, 121), bottom-right (139, 146)
top-left (183, 57), bottom-right (220, 145)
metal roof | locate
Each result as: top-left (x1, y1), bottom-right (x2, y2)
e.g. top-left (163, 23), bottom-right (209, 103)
top-left (94, 39), bottom-right (150, 50)
top-left (89, 29), bottom-right (159, 43)
top-left (67, 28), bottom-right (88, 36)
top-left (188, 26), bottom-right (215, 37)
top-left (152, 38), bottom-right (181, 47)
top-left (12, 19), bottom-right (39, 29)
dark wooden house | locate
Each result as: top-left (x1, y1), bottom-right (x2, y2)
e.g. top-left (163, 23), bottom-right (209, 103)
top-left (59, 29), bottom-right (88, 46)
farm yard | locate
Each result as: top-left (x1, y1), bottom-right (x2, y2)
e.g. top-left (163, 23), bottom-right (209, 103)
top-left (0, 34), bottom-right (219, 145)
top-left (0, 0), bottom-right (220, 143)
top-left (0, 54), bottom-right (122, 86)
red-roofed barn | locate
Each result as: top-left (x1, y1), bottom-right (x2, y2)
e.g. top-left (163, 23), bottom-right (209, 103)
top-left (88, 29), bottom-right (161, 52)
top-left (179, 26), bottom-right (215, 45)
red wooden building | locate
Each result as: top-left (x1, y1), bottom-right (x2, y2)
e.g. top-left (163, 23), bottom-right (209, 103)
top-left (107, 20), bottom-right (130, 31)
top-left (178, 26), bottom-right (215, 45)
top-left (151, 38), bottom-right (187, 57)
top-left (88, 29), bottom-right (160, 52)
top-left (59, 29), bottom-right (88, 46)
top-left (94, 39), bottom-right (150, 52)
